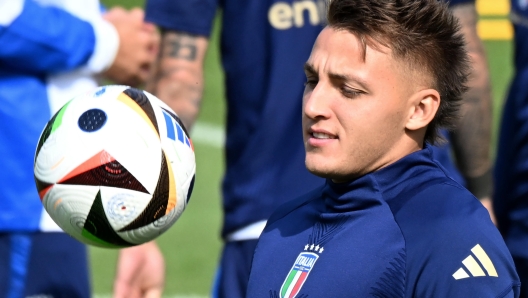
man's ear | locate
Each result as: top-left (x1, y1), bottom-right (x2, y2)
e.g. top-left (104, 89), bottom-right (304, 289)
top-left (405, 89), bottom-right (440, 131)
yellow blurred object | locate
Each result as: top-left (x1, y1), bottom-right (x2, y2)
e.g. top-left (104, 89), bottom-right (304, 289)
top-left (475, 0), bottom-right (512, 40)
top-left (477, 0), bottom-right (510, 16)
top-left (478, 19), bottom-right (513, 40)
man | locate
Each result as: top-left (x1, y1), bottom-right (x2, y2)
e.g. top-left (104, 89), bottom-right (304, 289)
top-left (0, 1), bottom-right (158, 297)
top-left (494, 0), bottom-right (528, 296)
top-left (247, 0), bottom-right (519, 296)
top-left (113, 0), bottom-right (495, 297)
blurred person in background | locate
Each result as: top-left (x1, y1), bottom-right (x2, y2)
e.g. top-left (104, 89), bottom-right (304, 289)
top-left (432, 1), bottom-right (494, 223)
top-left (494, 0), bottom-right (528, 296)
top-left (113, 0), bottom-right (494, 297)
top-left (0, 0), bottom-right (158, 297)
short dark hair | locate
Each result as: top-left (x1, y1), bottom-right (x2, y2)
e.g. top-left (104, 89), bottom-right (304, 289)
top-left (327, 0), bottom-right (470, 144)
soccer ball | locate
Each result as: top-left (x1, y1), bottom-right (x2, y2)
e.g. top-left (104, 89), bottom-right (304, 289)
top-left (33, 85), bottom-right (196, 248)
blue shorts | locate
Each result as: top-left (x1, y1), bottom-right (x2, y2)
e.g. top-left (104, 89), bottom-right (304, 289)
top-left (0, 232), bottom-right (90, 298)
top-left (212, 239), bottom-right (258, 298)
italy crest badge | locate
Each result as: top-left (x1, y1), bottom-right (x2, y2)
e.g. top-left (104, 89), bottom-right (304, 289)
top-left (279, 244), bottom-right (323, 298)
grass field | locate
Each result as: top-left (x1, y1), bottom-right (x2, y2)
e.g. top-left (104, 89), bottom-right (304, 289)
top-left (94, 0), bottom-right (515, 296)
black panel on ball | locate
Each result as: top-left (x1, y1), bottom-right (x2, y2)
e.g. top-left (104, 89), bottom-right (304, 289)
top-left (186, 175), bottom-right (195, 204)
top-left (34, 177), bottom-right (53, 194)
top-left (119, 150), bottom-right (170, 232)
top-left (84, 190), bottom-right (133, 247)
top-left (34, 110), bottom-right (60, 161)
top-left (60, 159), bottom-right (149, 194)
top-left (123, 88), bottom-right (159, 135)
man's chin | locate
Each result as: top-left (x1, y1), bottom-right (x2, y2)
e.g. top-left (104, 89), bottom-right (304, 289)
top-left (306, 164), bottom-right (359, 182)
top-left (306, 165), bottom-right (339, 179)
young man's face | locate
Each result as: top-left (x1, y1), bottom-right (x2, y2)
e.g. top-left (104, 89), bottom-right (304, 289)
top-left (303, 27), bottom-right (420, 182)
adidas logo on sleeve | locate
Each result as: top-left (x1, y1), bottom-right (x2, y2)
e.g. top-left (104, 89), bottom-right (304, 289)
top-left (452, 244), bottom-right (498, 280)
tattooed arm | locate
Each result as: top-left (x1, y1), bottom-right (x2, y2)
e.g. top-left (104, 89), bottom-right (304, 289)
top-left (450, 3), bottom-right (495, 222)
top-left (146, 30), bottom-right (209, 130)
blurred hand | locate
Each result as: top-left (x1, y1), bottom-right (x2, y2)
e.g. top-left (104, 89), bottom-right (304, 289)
top-left (480, 197), bottom-right (497, 226)
top-left (103, 7), bottom-right (160, 87)
top-left (113, 241), bottom-right (165, 298)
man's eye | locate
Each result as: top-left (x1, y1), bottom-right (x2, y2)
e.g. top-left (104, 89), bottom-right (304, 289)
top-left (304, 79), bottom-right (318, 87)
top-left (342, 87), bottom-right (363, 98)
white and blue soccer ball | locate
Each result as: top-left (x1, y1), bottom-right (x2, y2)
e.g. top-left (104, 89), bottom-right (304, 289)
top-left (33, 85), bottom-right (196, 248)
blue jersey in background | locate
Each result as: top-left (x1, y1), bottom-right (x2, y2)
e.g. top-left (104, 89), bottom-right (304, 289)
top-left (146, 0), bottom-right (473, 240)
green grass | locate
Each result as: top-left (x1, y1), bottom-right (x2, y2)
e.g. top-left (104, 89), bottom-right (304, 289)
top-left (486, 40), bottom-right (514, 157)
top-left (94, 1), bottom-right (515, 296)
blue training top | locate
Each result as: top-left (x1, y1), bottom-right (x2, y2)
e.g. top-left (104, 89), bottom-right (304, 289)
top-left (145, 0), bottom-right (474, 238)
top-left (248, 146), bottom-right (520, 297)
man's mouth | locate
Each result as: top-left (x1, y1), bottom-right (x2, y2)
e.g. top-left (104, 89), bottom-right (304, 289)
top-left (310, 131), bottom-right (337, 139)
top-left (312, 132), bottom-right (337, 139)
